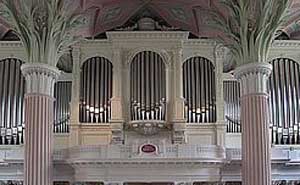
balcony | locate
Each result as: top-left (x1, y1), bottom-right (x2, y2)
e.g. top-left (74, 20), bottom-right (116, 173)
top-left (0, 145), bottom-right (225, 164)
top-left (226, 146), bottom-right (300, 164)
top-left (1, 145), bottom-right (300, 166)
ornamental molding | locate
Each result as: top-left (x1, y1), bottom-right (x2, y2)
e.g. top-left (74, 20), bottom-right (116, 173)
top-left (126, 47), bottom-right (171, 67)
top-left (21, 63), bottom-right (60, 79)
top-left (0, 41), bottom-right (23, 48)
top-left (234, 63), bottom-right (272, 96)
top-left (21, 63), bottom-right (61, 96)
top-left (182, 54), bottom-right (215, 67)
top-left (234, 62), bottom-right (272, 80)
top-left (107, 31), bottom-right (189, 41)
top-left (80, 39), bottom-right (111, 47)
top-left (80, 53), bottom-right (113, 67)
top-left (271, 40), bottom-right (300, 48)
top-left (183, 39), bottom-right (217, 47)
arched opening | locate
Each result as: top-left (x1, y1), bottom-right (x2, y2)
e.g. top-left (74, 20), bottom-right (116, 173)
top-left (183, 56), bottom-right (216, 123)
top-left (79, 57), bottom-right (113, 123)
top-left (130, 51), bottom-right (166, 121)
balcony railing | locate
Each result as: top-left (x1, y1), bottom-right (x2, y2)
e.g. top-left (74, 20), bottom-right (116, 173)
top-left (226, 147), bottom-right (300, 163)
top-left (2, 145), bottom-right (300, 165)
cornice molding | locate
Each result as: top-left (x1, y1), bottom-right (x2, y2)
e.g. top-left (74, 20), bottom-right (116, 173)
top-left (272, 40), bottom-right (300, 48)
top-left (80, 39), bottom-right (111, 47)
top-left (0, 41), bottom-right (23, 48)
top-left (1, 39), bottom-right (300, 49)
top-left (106, 31), bottom-right (189, 41)
top-left (183, 39), bottom-right (217, 47)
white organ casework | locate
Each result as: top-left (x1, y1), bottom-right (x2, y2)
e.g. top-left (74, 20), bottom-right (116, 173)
top-left (1, 32), bottom-right (300, 183)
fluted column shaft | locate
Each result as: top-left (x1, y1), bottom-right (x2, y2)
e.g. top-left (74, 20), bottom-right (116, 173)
top-left (234, 63), bottom-right (272, 185)
top-left (21, 63), bottom-right (60, 185)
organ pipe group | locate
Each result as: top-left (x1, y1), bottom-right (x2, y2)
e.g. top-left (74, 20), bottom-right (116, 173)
top-left (224, 58), bottom-right (300, 145)
top-left (223, 81), bottom-right (241, 133)
top-left (130, 51), bottom-right (166, 121)
top-left (269, 58), bottom-right (300, 144)
top-left (2, 53), bottom-right (300, 146)
top-left (79, 57), bottom-right (113, 123)
top-left (0, 58), bottom-right (25, 145)
top-left (54, 82), bottom-right (72, 133)
top-left (183, 57), bottom-right (216, 123)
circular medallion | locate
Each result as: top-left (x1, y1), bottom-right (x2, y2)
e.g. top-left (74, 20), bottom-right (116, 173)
top-left (141, 144), bottom-right (156, 153)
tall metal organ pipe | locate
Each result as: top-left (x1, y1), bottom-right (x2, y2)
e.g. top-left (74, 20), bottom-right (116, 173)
top-left (223, 81), bottom-right (241, 133)
top-left (224, 58), bottom-right (300, 145)
top-left (183, 57), bottom-right (216, 123)
top-left (54, 81), bottom-right (72, 133)
top-left (269, 58), bottom-right (300, 144)
top-left (130, 51), bottom-right (166, 121)
top-left (0, 58), bottom-right (25, 145)
top-left (79, 57), bottom-right (113, 123)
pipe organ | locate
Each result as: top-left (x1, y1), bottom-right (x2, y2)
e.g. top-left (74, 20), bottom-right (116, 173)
top-left (223, 81), bottom-right (241, 133)
top-left (0, 58), bottom-right (25, 145)
top-left (224, 58), bottom-right (300, 145)
top-left (79, 57), bottom-right (113, 123)
top-left (183, 57), bottom-right (216, 123)
top-left (269, 58), bottom-right (300, 144)
top-left (130, 51), bottom-right (166, 122)
top-left (54, 81), bottom-right (72, 133)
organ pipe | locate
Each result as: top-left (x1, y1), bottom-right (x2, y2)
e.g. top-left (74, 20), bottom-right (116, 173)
top-left (183, 57), bottom-right (216, 123)
top-left (79, 57), bottom-right (113, 123)
top-left (228, 58), bottom-right (300, 145)
top-left (130, 51), bottom-right (166, 121)
top-left (54, 81), bottom-right (72, 133)
top-left (269, 58), bottom-right (300, 144)
top-left (223, 81), bottom-right (241, 133)
top-left (0, 58), bottom-right (25, 145)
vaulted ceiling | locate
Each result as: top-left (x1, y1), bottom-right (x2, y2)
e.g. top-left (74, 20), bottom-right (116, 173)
top-left (1, 0), bottom-right (300, 40)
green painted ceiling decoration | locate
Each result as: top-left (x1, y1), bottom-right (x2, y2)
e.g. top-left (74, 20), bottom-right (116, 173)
top-left (0, 0), bottom-right (87, 66)
top-left (207, 0), bottom-right (294, 66)
top-left (0, 0), bottom-right (299, 70)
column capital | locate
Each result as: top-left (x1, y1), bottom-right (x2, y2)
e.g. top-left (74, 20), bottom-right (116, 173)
top-left (21, 63), bottom-right (60, 96)
top-left (234, 62), bottom-right (272, 96)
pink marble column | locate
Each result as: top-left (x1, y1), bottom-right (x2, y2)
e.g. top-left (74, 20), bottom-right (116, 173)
top-left (234, 63), bottom-right (272, 185)
top-left (21, 63), bottom-right (60, 185)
